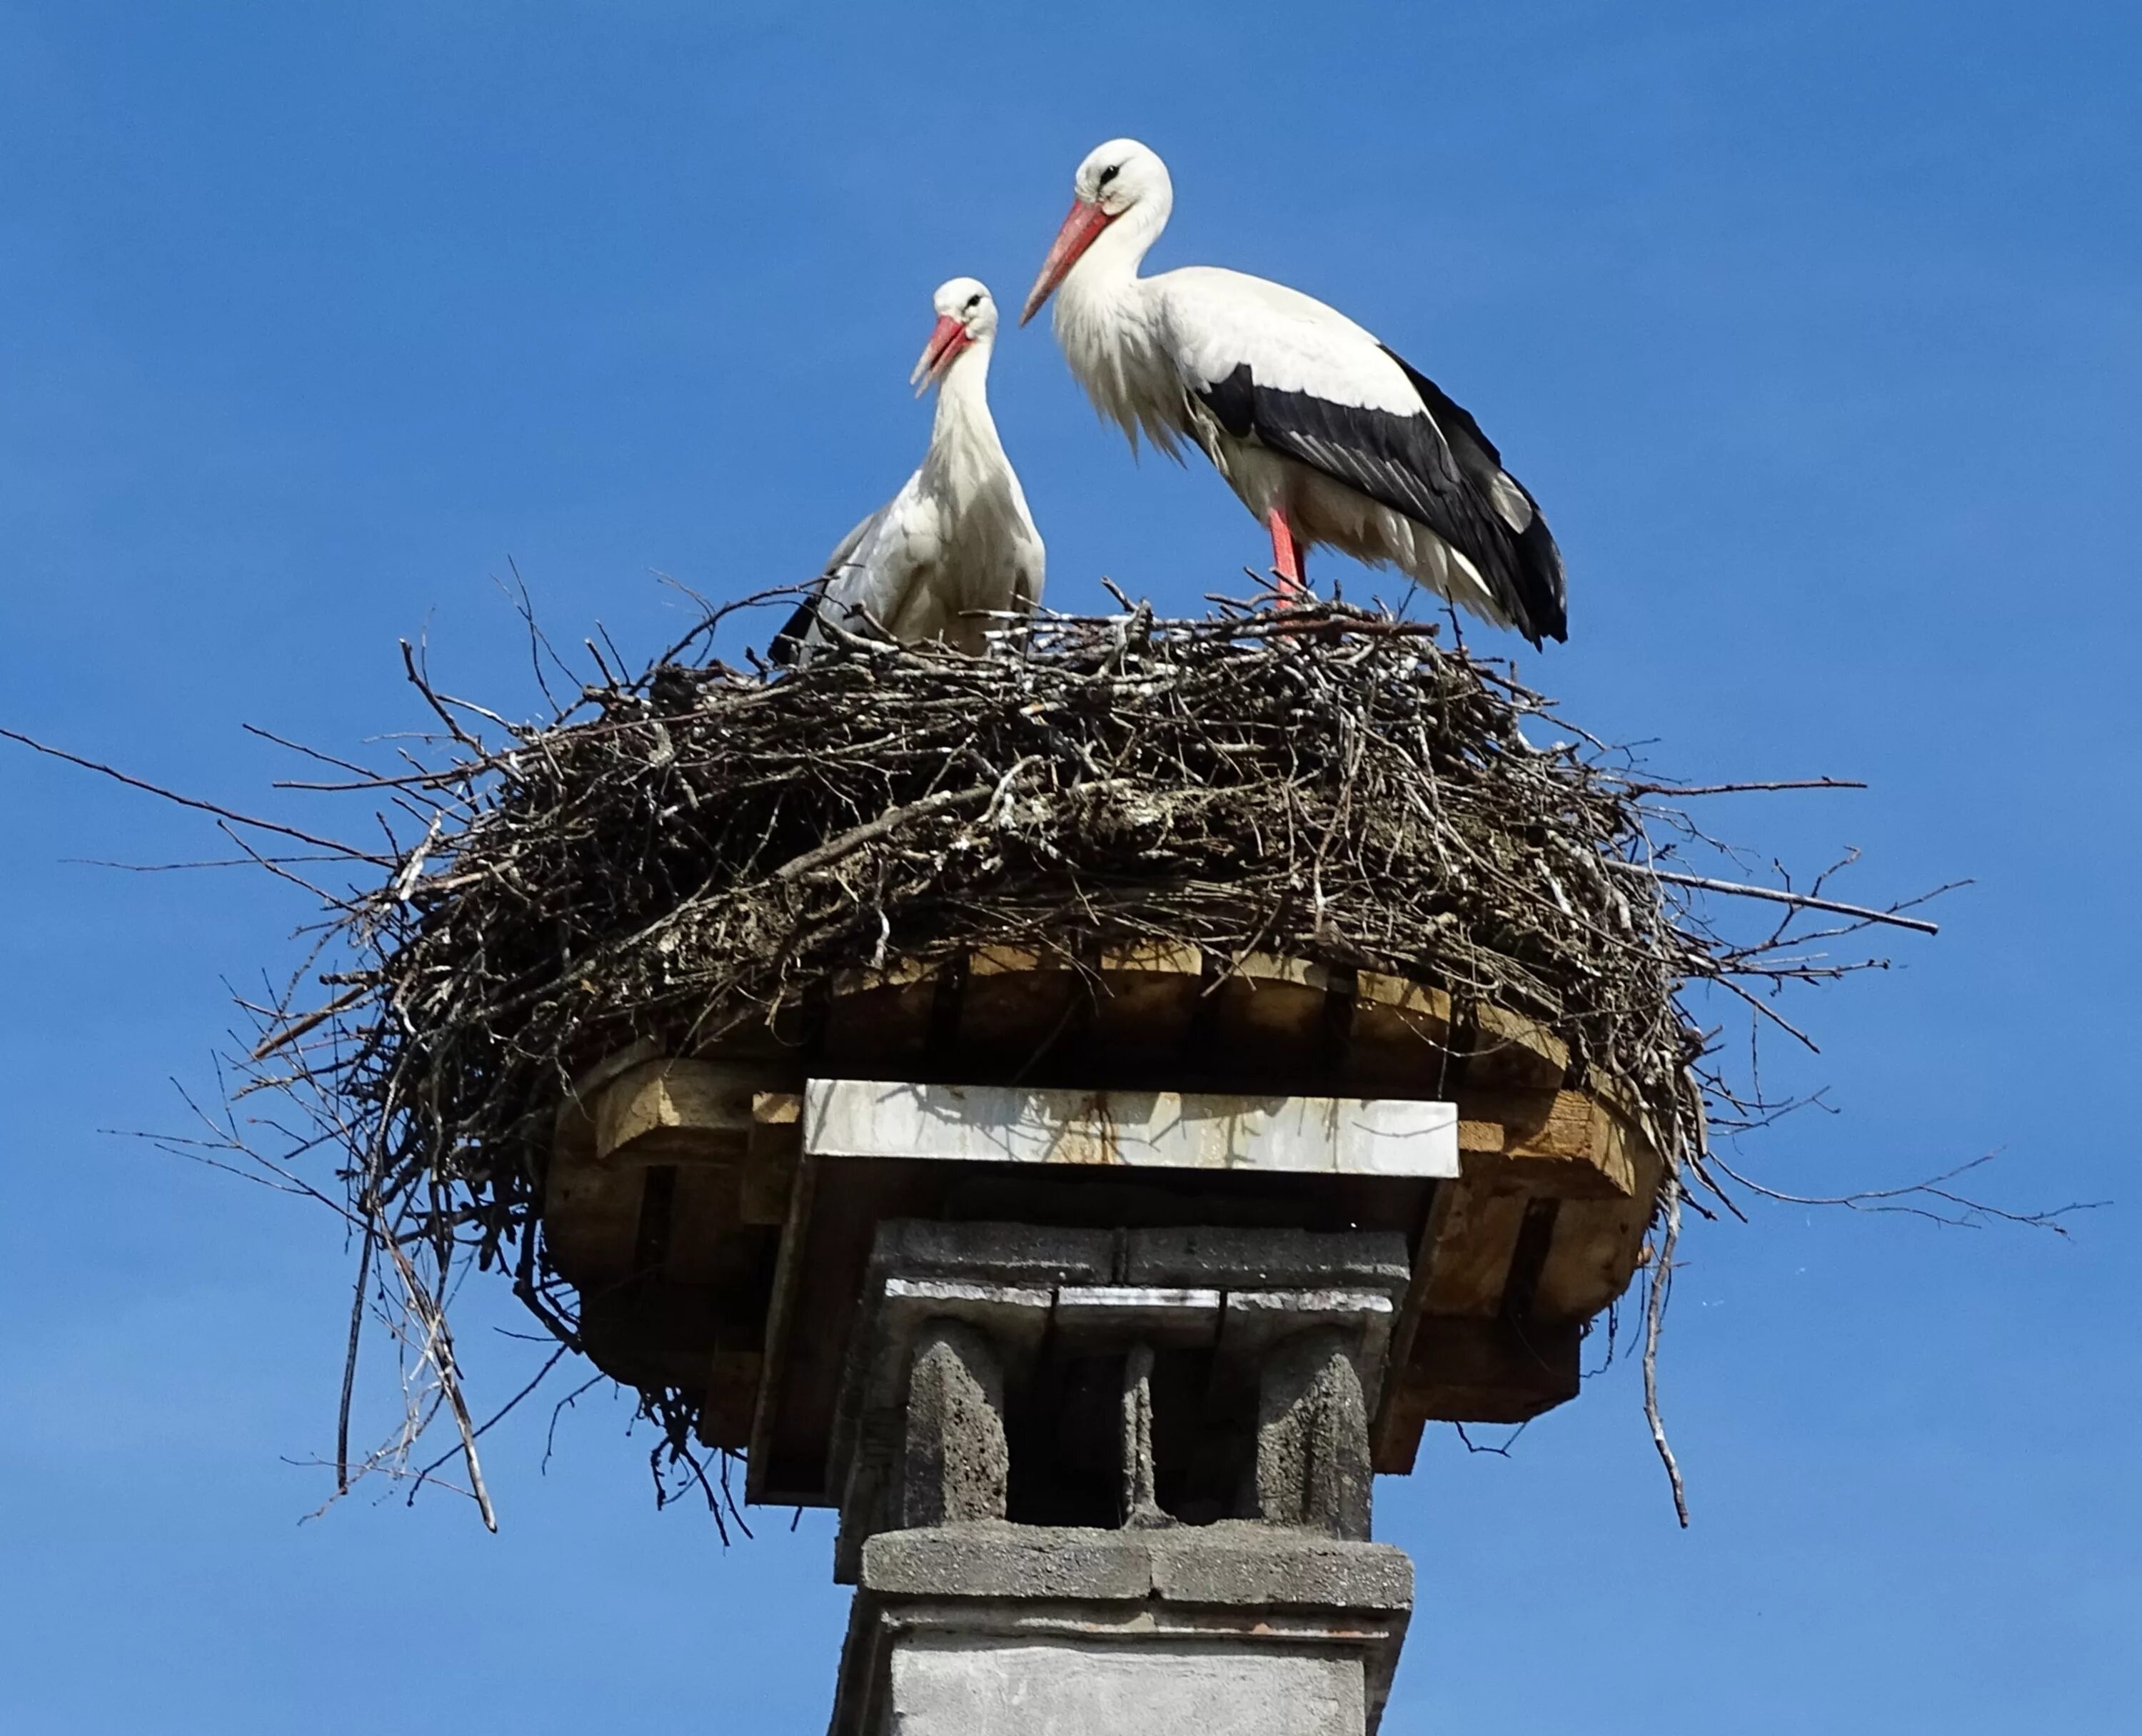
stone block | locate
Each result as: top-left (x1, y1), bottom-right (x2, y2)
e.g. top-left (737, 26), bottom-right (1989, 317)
top-left (888, 1638), bottom-right (1365, 1736)
top-left (1255, 1330), bottom-right (1373, 1540)
top-left (860, 1523), bottom-right (1156, 1603)
top-left (902, 1323), bottom-right (1009, 1530)
top-left (1124, 1227), bottom-right (1410, 1293)
top-left (858, 1521), bottom-right (1413, 1612)
top-left (1143, 1523), bottom-right (1413, 1612)
top-left (837, 1523), bottom-right (1412, 1736)
top-left (870, 1218), bottom-right (1115, 1288)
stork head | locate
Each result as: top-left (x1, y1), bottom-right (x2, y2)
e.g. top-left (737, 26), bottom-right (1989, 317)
top-left (1020, 138), bottom-right (1171, 325)
top-left (910, 277), bottom-right (997, 396)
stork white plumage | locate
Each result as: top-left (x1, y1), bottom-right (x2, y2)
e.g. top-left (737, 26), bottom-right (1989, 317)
top-left (773, 278), bottom-right (1044, 665)
top-left (1022, 141), bottom-right (1567, 645)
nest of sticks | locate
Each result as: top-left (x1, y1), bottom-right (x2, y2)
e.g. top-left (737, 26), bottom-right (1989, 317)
top-left (234, 597), bottom-right (1935, 1523)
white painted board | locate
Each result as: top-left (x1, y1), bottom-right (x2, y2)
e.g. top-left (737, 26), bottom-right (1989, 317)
top-left (803, 1081), bottom-right (1458, 1179)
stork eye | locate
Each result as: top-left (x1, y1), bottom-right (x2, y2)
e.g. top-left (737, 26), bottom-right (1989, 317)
top-left (965, 295), bottom-right (981, 311)
top-left (1097, 163), bottom-right (1120, 188)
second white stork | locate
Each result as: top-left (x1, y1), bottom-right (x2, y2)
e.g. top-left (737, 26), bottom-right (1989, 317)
top-left (773, 277), bottom-right (1044, 665)
top-left (1021, 140), bottom-right (1567, 646)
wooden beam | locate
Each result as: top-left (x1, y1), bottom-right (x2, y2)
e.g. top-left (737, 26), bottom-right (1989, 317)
top-left (541, 1140), bottom-right (644, 1286)
top-left (1208, 952), bottom-right (1341, 1064)
top-left (1467, 1003), bottom-right (1571, 1091)
top-left (1532, 1136), bottom-right (1664, 1321)
top-left (593, 1056), bottom-right (797, 1166)
top-left (1418, 1180), bottom-right (1529, 1316)
top-left (1348, 971), bottom-right (1454, 1091)
top-left (1090, 940), bottom-right (1204, 1059)
top-left (825, 957), bottom-right (941, 1070)
top-left (1454, 1088), bottom-right (1637, 1198)
top-left (700, 1349), bottom-right (765, 1451)
top-left (1401, 1315), bottom-right (1582, 1428)
top-left (740, 1096), bottom-right (803, 1227)
top-left (957, 944), bottom-right (1079, 1061)
top-left (745, 1147), bottom-right (821, 1505)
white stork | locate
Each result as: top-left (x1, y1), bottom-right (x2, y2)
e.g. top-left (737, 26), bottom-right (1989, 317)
top-left (1021, 140), bottom-right (1567, 645)
top-left (773, 277), bottom-right (1044, 665)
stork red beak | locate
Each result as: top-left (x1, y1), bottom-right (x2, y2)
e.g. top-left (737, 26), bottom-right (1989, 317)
top-left (1020, 198), bottom-right (1114, 325)
top-left (910, 314), bottom-right (972, 395)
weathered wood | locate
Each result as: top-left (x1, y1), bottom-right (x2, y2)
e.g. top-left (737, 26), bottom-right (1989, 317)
top-left (1532, 1136), bottom-right (1663, 1321)
top-left (1382, 1314), bottom-right (1582, 1461)
top-left (740, 1143), bottom-right (800, 1227)
top-left (1454, 1088), bottom-right (1637, 1198)
top-left (1467, 1003), bottom-right (1570, 1091)
top-left (1368, 1174), bottom-right (1447, 1473)
top-left (594, 1056), bottom-right (795, 1165)
top-left (700, 1348), bottom-right (764, 1450)
top-left (660, 1166), bottom-right (739, 1283)
top-left (560, 1036), bottom-right (663, 1133)
top-left (1210, 953), bottom-right (1342, 1064)
top-left (826, 958), bottom-right (941, 1069)
top-left (746, 1146), bottom-right (823, 1502)
top-left (741, 1094), bottom-right (805, 1226)
top-left (543, 1040), bottom-right (658, 1280)
top-left (957, 945), bottom-right (1080, 1061)
top-left (1089, 940), bottom-right (1205, 1059)
top-left (542, 1144), bottom-right (644, 1284)
top-left (750, 1156), bottom-right (954, 1505)
top-left (546, 1077), bottom-right (648, 1283)
top-left (753, 1090), bottom-right (803, 1126)
top-left (1347, 972), bottom-right (1454, 1091)
top-left (1419, 1181), bottom-right (1529, 1316)
top-left (804, 1079), bottom-right (1460, 1179)
top-left (1454, 1115), bottom-right (1505, 1154)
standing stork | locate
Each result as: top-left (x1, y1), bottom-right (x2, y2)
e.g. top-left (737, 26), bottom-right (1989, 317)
top-left (773, 278), bottom-right (1044, 665)
top-left (1021, 140), bottom-right (1567, 645)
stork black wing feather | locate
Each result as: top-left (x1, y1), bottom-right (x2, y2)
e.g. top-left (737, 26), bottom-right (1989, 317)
top-left (770, 503), bottom-right (897, 667)
top-left (767, 592), bottom-right (823, 667)
top-left (1379, 348), bottom-right (1567, 646)
top-left (1194, 354), bottom-right (1567, 645)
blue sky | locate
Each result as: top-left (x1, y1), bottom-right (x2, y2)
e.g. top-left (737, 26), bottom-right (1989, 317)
top-left (2, 2), bottom-right (2136, 1730)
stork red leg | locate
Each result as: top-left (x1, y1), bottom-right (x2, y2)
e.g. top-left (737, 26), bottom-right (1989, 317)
top-left (1266, 508), bottom-right (1306, 602)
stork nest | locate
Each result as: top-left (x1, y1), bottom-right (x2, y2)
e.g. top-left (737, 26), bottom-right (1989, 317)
top-left (239, 599), bottom-right (1921, 1520)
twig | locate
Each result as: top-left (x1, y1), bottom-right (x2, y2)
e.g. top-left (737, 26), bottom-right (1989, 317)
top-left (1620, 777), bottom-right (1869, 797)
top-left (1701, 1149), bottom-right (2100, 1233)
top-left (0, 727), bottom-right (386, 860)
top-left (251, 985), bottom-right (369, 1061)
top-left (1616, 860), bottom-right (1945, 934)
top-left (1644, 1174), bottom-right (1689, 1527)
top-left (772, 782), bottom-right (994, 882)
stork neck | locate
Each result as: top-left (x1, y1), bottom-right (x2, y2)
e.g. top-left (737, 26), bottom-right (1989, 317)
top-left (929, 338), bottom-right (1000, 453)
top-left (1050, 196), bottom-right (1171, 410)
top-left (1060, 193), bottom-right (1168, 313)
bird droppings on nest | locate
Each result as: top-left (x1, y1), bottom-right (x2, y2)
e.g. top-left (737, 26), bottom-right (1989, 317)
top-left (233, 598), bottom-right (1940, 1526)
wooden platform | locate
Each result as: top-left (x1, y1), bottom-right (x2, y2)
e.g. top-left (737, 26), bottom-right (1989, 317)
top-left (543, 946), bottom-right (1664, 1498)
